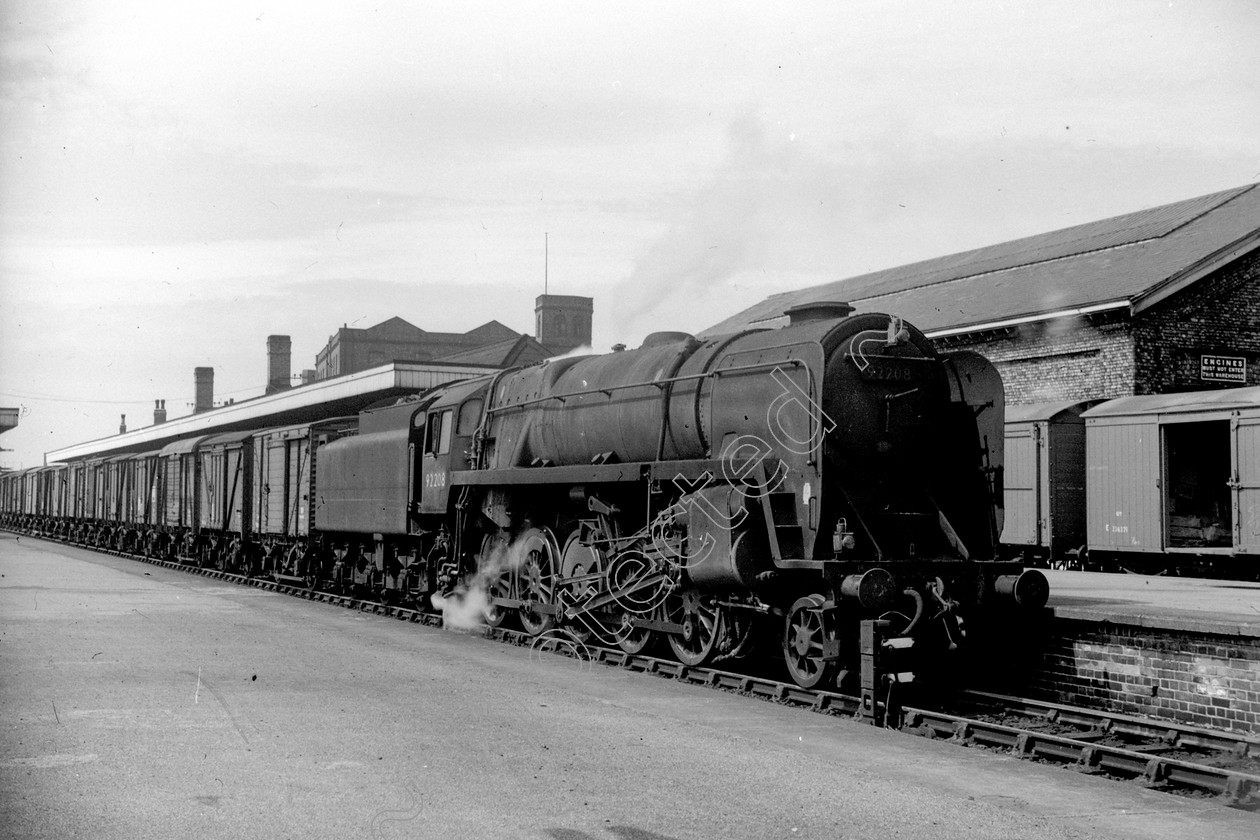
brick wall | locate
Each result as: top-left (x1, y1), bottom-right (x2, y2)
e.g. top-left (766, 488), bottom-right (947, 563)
top-left (1133, 250), bottom-right (1260, 394)
top-left (936, 316), bottom-right (1136, 405)
top-left (976, 617), bottom-right (1260, 734)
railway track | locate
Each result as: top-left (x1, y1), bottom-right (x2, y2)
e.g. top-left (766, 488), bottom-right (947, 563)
top-left (13, 530), bottom-right (1260, 811)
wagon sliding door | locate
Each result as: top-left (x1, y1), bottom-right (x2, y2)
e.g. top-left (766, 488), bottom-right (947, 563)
top-left (262, 440), bottom-right (288, 536)
top-left (204, 444), bottom-right (248, 535)
top-left (254, 432), bottom-right (307, 539)
top-left (1085, 417), bottom-right (1162, 553)
top-left (1235, 413), bottom-right (1260, 556)
top-left (1002, 423), bottom-right (1041, 547)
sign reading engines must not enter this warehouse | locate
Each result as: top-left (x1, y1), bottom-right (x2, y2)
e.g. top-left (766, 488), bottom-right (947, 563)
top-left (1200, 354), bottom-right (1247, 384)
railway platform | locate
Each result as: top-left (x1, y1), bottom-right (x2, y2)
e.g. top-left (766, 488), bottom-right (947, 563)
top-left (1045, 569), bottom-right (1260, 637)
top-left (990, 570), bottom-right (1260, 735)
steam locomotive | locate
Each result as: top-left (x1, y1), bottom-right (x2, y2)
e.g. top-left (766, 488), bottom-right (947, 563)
top-left (1, 302), bottom-right (1047, 694)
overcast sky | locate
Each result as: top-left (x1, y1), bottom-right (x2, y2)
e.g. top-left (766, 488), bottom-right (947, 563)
top-left (1, 1), bottom-right (1257, 468)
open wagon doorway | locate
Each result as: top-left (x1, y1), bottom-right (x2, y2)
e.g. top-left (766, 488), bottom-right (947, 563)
top-left (1163, 420), bottom-right (1233, 549)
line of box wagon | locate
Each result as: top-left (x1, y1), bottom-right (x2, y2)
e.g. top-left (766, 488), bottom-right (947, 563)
top-left (0, 417), bottom-right (359, 585)
top-left (1002, 386), bottom-right (1260, 577)
top-left (3, 302), bottom-right (1055, 699)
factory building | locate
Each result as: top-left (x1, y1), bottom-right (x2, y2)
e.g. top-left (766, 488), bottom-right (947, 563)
top-left (314, 293), bottom-right (593, 380)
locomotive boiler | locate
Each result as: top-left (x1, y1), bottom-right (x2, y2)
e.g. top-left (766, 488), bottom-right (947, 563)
top-left (363, 300), bottom-right (1049, 690)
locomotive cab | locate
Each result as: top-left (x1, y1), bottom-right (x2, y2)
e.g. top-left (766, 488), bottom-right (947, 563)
top-left (418, 377), bottom-right (494, 516)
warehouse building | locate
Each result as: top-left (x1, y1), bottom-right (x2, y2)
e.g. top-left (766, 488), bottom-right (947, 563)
top-left (704, 183), bottom-right (1260, 404)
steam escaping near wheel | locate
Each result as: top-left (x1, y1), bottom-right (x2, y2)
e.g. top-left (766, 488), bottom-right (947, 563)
top-left (433, 532), bottom-right (538, 631)
top-left (430, 586), bottom-right (492, 632)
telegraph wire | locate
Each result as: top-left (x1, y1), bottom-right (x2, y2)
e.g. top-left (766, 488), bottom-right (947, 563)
top-left (0, 383), bottom-right (269, 405)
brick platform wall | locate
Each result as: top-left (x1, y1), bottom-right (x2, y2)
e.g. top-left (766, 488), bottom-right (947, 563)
top-left (977, 616), bottom-right (1260, 734)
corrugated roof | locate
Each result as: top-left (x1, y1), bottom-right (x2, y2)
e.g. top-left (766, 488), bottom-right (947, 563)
top-left (159, 435), bottom-right (210, 457)
top-left (704, 183), bottom-right (1260, 336)
top-left (1005, 401), bottom-right (1098, 424)
top-left (202, 429), bottom-right (256, 447)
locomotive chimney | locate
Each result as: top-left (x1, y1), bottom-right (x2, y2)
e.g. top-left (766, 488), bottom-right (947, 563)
top-left (266, 335), bottom-right (292, 395)
top-left (194, 367), bottom-right (214, 413)
top-left (153, 399), bottom-right (167, 425)
top-left (119, 414), bottom-right (127, 434)
top-left (784, 301), bottom-right (856, 325)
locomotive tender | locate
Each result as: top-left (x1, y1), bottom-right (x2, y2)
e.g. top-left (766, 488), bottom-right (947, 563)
top-left (2, 302), bottom-right (1047, 691)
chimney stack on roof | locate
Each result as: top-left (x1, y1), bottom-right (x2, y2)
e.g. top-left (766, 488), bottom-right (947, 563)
top-left (119, 414), bottom-right (126, 435)
top-left (266, 335), bottom-right (292, 395)
top-left (154, 399), bottom-right (167, 425)
top-left (194, 367), bottom-right (214, 414)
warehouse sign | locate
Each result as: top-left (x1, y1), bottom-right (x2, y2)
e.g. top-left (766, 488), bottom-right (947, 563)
top-left (1200, 354), bottom-right (1247, 383)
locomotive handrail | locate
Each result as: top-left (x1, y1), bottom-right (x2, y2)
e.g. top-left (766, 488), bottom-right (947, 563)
top-left (834, 481), bottom-right (883, 561)
top-left (483, 358), bottom-right (809, 414)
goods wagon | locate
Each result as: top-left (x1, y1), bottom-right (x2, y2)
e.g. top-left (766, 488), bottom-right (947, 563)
top-left (1001, 401), bottom-right (1095, 564)
top-left (195, 431), bottom-right (255, 569)
top-left (154, 436), bottom-right (208, 559)
top-left (253, 417), bottom-right (356, 585)
top-left (1083, 385), bottom-right (1260, 572)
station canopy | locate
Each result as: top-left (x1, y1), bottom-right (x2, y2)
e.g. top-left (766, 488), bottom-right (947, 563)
top-left (46, 361), bottom-right (497, 463)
